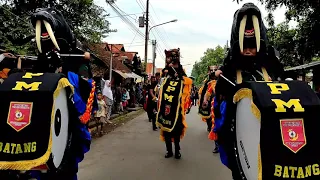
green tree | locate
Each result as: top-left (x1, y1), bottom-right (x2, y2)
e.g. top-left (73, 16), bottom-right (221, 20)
top-left (191, 45), bottom-right (226, 86)
top-left (0, 0), bottom-right (115, 54)
top-left (0, 4), bottom-right (35, 54)
top-left (267, 22), bottom-right (299, 68)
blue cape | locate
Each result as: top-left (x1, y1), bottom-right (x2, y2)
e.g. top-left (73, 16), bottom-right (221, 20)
top-left (212, 96), bottom-right (229, 168)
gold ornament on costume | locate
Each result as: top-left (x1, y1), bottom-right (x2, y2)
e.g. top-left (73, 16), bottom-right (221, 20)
top-left (288, 129), bottom-right (299, 141)
top-left (14, 110), bottom-right (24, 121)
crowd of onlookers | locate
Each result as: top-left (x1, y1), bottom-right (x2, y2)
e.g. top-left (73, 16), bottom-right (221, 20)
top-left (93, 78), bottom-right (145, 123)
top-left (92, 77), bottom-right (146, 135)
top-left (92, 74), bottom-right (199, 135)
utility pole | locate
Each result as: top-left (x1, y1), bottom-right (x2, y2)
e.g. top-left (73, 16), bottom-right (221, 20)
top-left (144, 0), bottom-right (150, 73)
top-left (109, 44), bottom-right (113, 81)
top-left (152, 40), bottom-right (157, 75)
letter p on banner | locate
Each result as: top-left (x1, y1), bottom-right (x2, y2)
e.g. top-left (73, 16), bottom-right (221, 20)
top-left (267, 83), bottom-right (289, 94)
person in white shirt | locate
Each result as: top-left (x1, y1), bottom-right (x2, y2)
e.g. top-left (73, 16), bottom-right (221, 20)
top-left (103, 80), bottom-right (113, 123)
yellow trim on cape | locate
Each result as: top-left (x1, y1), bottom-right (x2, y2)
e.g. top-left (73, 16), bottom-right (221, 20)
top-left (233, 88), bottom-right (261, 121)
top-left (156, 79), bottom-right (184, 132)
top-left (197, 86), bottom-right (203, 106)
top-left (204, 80), bottom-right (216, 99)
top-left (0, 78), bottom-right (74, 170)
top-left (159, 76), bottom-right (192, 141)
top-left (258, 143), bottom-right (262, 180)
top-left (156, 78), bottom-right (166, 127)
top-left (198, 79), bottom-right (215, 119)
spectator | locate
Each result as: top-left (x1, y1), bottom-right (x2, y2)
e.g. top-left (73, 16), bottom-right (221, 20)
top-left (193, 86), bottom-right (199, 106)
top-left (136, 83), bottom-right (143, 105)
top-left (126, 87), bottom-right (130, 106)
top-left (155, 72), bottom-right (161, 83)
top-left (103, 80), bottom-right (113, 123)
top-left (122, 88), bottom-right (128, 109)
top-left (94, 93), bottom-right (108, 135)
top-left (191, 90), bottom-right (195, 106)
top-left (115, 84), bottom-right (123, 112)
top-left (147, 76), bottom-right (158, 130)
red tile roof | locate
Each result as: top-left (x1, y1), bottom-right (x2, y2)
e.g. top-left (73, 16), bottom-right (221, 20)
top-left (87, 43), bottom-right (131, 73)
top-left (107, 44), bottom-right (125, 53)
top-left (146, 63), bottom-right (154, 75)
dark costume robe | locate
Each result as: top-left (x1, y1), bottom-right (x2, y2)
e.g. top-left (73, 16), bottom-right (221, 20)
top-left (213, 3), bottom-right (284, 179)
top-left (156, 65), bottom-right (192, 142)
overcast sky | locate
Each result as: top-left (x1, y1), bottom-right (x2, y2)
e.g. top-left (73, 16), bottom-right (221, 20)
top-left (95, 0), bottom-right (288, 76)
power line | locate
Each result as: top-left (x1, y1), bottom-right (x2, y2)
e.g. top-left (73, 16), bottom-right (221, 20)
top-left (149, 16), bottom-right (171, 49)
top-left (127, 30), bottom-right (138, 51)
top-left (135, 0), bottom-right (170, 60)
top-left (149, 3), bottom-right (172, 48)
top-left (115, 41), bottom-right (146, 45)
top-left (108, 13), bottom-right (142, 19)
top-left (112, 4), bottom-right (144, 37)
top-left (112, 4), bottom-right (138, 22)
top-left (118, 0), bottom-right (165, 59)
top-left (149, 25), bottom-right (167, 60)
top-left (107, 1), bottom-right (163, 60)
top-left (138, 0), bottom-right (146, 10)
top-left (127, 44), bottom-right (148, 47)
top-left (135, 0), bottom-right (145, 11)
top-left (107, 2), bottom-right (145, 40)
top-left (139, 0), bottom-right (171, 49)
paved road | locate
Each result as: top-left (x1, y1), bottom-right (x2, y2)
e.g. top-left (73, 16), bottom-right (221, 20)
top-left (78, 106), bottom-right (232, 180)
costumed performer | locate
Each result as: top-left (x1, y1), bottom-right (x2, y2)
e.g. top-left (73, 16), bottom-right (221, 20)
top-left (156, 48), bottom-right (192, 159)
top-left (198, 66), bottom-right (217, 132)
top-left (213, 3), bottom-right (284, 179)
top-left (202, 66), bottom-right (218, 153)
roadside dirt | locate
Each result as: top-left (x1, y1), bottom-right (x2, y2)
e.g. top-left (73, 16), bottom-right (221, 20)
top-left (90, 109), bottom-right (145, 138)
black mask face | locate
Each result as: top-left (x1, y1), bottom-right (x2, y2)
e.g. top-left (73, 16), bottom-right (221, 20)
top-left (208, 68), bottom-right (217, 79)
top-left (209, 73), bottom-right (216, 80)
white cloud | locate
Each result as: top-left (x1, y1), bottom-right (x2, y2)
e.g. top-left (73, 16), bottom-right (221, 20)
top-left (97, 0), bottom-right (288, 76)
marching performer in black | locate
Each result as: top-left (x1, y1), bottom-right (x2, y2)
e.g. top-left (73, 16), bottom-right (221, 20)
top-left (147, 76), bottom-right (158, 130)
top-left (213, 3), bottom-right (283, 179)
top-left (199, 66), bottom-right (217, 132)
top-left (156, 48), bottom-right (192, 159)
top-left (202, 66), bottom-right (219, 153)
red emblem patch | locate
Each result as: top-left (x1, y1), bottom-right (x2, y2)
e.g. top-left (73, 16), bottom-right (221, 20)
top-left (7, 102), bottom-right (33, 132)
top-left (165, 105), bottom-right (171, 116)
top-left (280, 119), bottom-right (306, 153)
